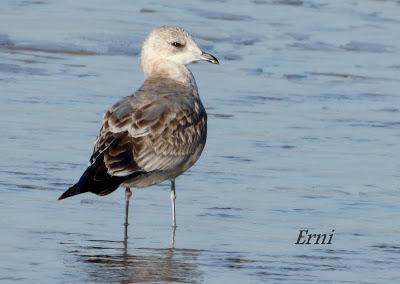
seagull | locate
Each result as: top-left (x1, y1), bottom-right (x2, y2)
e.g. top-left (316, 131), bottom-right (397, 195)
top-left (58, 26), bottom-right (219, 231)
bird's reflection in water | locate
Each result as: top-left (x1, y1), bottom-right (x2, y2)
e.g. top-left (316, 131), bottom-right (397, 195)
top-left (76, 231), bottom-right (201, 283)
top-left (123, 224), bottom-right (176, 248)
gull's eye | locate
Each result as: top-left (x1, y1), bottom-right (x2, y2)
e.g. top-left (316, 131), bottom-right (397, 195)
top-left (171, 42), bottom-right (183, 48)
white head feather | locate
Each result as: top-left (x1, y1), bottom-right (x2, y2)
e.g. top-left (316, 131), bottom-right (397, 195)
top-left (141, 26), bottom-right (218, 80)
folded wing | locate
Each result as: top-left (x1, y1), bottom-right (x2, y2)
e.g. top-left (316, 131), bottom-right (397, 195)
top-left (90, 79), bottom-right (207, 185)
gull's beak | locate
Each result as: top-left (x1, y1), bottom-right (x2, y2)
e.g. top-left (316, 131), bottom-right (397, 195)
top-left (200, 51), bottom-right (219, 64)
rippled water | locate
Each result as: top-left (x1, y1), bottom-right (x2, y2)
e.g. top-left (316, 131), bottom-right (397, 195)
top-left (1, 0), bottom-right (400, 283)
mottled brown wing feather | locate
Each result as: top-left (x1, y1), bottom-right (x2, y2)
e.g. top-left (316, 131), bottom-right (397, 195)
top-left (135, 95), bottom-right (206, 172)
top-left (90, 79), bottom-right (207, 177)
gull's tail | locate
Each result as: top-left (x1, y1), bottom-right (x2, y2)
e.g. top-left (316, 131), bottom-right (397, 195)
top-left (58, 154), bottom-right (143, 200)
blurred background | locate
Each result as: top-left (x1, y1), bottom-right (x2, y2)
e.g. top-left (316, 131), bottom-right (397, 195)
top-left (0, 0), bottom-right (400, 283)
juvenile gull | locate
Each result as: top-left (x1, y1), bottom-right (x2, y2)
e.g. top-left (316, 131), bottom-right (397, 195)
top-left (58, 26), bottom-right (219, 231)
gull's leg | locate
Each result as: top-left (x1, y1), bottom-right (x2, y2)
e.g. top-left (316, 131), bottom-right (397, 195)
top-left (124, 187), bottom-right (132, 241)
top-left (170, 179), bottom-right (177, 227)
top-left (124, 187), bottom-right (133, 226)
top-left (171, 225), bottom-right (176, 248)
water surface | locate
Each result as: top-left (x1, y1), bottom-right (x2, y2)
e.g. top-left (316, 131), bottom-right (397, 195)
top-left (1, 0), bottom-right (400, 283)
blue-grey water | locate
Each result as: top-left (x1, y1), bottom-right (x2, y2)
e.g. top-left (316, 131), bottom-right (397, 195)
top-left (1, 0), bottom-right (400, 283)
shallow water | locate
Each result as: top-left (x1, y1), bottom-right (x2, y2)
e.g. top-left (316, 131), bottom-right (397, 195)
top-left (1, 0), bottom-right (400, 283)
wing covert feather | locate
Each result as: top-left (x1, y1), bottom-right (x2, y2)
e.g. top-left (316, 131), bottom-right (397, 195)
top-left (90, 80), bottom-right (207, 177)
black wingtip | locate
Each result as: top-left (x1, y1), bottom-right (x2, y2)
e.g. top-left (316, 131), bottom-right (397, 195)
top-left (58, 185), bottom-right (78, 200)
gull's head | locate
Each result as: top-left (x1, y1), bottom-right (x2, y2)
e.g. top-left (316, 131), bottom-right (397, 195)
top-left (141, 26), bottom-right (218, 75)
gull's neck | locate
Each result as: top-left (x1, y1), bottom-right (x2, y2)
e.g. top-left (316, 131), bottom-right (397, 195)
top-left (142, 60), bottom-right (198, 95)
